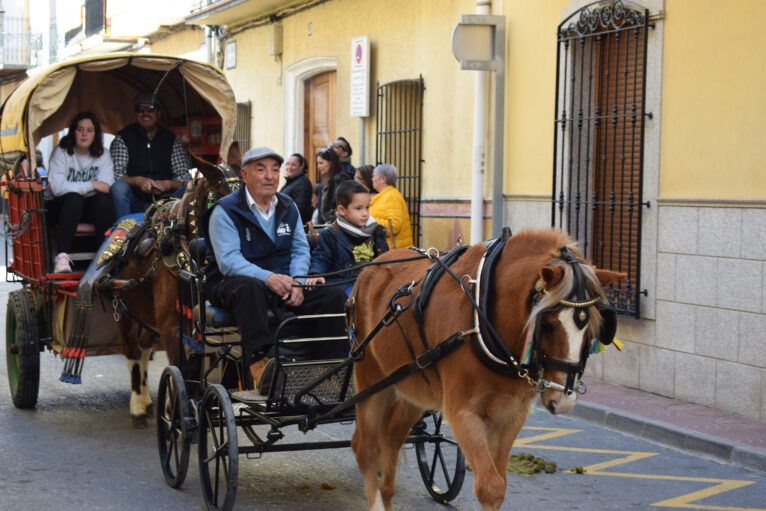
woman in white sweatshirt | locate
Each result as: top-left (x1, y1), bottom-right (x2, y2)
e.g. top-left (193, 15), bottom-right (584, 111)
top-left (47, 111), bottom-right (115, 273)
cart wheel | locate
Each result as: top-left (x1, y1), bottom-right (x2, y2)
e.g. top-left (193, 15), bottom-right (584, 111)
top-left (413, 411), bottom-right (466, 503)
top-left (157, 365), bottom-right (193, 488)
top-left (198, 384), bottom-right (238, 511)
top-left (6, 289), bottom-right (40, 409)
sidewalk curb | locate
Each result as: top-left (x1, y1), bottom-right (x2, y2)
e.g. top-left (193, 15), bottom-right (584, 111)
top-left (570, 401), bottom-right (766, 474)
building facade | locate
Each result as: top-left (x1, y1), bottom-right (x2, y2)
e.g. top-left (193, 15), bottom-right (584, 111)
top-left (3, 0), bottom-right (763, 420)
top-left (185, 0), bottom-right (766, 420)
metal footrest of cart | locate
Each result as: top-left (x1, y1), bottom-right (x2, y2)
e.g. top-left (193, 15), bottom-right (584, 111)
top-left (231, 357), bottom-right (352, 405)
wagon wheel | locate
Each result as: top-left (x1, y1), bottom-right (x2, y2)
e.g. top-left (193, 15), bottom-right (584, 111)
top-left (6, 289), bottom-right (40, 409)
top-left (157, 365), bottom-right (193, 488)
top-left (198, 384), bottom-right (238, 511)
top-left (412, 411), bottom-right (466, 503)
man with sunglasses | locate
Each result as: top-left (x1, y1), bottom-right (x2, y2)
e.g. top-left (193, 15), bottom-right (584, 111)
top-left (109, 92), bottom-right (190, 218)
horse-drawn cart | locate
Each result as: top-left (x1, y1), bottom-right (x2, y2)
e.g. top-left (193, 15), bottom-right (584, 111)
top-left (2, 53), bottom-right (623, 511)
top-left (2, 53), bottom-right (237, 409)
top-left (158, 240), bottom-right (467, 510)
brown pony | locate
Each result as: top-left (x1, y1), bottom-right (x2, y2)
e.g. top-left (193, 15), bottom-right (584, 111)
top-left (350, 228), bottom-right (624, 510)
top-left (112, 160), bottom-right (240, 427)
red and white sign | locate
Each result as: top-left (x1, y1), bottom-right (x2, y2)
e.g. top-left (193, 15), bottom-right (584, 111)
top-left (350, 36), bottom-right (370, 118)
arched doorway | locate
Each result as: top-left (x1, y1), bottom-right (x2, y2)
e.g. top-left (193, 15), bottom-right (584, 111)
top-left (283, 57), bottom-right (338, 181)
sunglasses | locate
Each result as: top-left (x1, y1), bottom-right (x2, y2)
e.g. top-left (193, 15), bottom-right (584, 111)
top-left (135, 105), bottom-right (158, 114)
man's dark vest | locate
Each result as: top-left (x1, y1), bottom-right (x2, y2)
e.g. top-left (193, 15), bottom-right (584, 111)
top-left (201, 188), bottom-right (300, 291)
top-left (118, 122), bottom-right (176, 182)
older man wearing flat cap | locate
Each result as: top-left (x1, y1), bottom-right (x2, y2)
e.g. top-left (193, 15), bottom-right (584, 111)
top-left (201, 147), bottom-right (347, 394)
top-left (109, 91), bottom-right (190, 218)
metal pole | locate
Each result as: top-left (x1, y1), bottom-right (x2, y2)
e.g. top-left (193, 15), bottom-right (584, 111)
top-left (359, 118), bottom-right (365, 166)
top-left (470, 1), bottom-right (490, 243)
top-left (492, 22), bottom-right (505, 238)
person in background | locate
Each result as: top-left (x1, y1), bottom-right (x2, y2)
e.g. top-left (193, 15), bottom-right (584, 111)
top-left (329, 136), bottom-right (355, 180)
top-left (110, 92), bottom-right (190, 218)
top-left (354, 165), bottom-right (375, 196)
top-left (279, 153), bottom-right (313, 223)
top-left (369, 163), bottom-right (413, 249)
top-left (316, 148), bottom-right (350, 224)
top-left (306, 180), bottom-right (388, 297)
top-left (310, 183), bottom-right (322, 225)
top-left (47, 111), bottom-right (115, 273)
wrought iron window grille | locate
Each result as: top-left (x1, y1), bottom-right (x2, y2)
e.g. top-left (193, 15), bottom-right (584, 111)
top-left (551, 0), bottom-right (653, 318)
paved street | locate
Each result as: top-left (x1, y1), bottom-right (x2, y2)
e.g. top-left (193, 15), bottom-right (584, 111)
top-left (0, 278), bottom-right (764, 510)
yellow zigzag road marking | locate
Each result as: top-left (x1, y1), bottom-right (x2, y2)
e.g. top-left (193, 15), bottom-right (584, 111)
top-left (515, 427), bottom-right (762, 511)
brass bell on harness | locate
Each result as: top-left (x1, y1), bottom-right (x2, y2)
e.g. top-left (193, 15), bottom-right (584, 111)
top-left (579, 310), bottom-right (587, 322)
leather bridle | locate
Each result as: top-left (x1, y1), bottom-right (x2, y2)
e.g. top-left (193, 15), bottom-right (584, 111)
top-left (471, 228), bottom-right (617, 396)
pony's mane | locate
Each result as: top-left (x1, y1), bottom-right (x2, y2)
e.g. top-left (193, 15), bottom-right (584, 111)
top-left (523, 237), bottom-right (606, 343)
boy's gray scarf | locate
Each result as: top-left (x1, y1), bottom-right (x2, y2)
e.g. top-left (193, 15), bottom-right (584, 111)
top-left (337, 216), bottom-right (379, 238)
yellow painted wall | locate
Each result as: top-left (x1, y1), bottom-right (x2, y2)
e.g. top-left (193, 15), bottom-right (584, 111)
top-left (223, 0), bottom-right (573, 203)
top-left (505, 0), bottom-right (568, 196)
top-left (660, 0), bottom-right (766, 199)
top-left (148, 26), bottom-right (206, 57)
top-left (224, 0), bottom-right (478, 197)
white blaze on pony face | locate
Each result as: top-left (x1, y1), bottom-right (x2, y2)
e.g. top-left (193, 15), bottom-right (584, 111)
top-left (541, 307), bottom-right (587, 415)
top-left (558, 308), bottom-right (587, 362)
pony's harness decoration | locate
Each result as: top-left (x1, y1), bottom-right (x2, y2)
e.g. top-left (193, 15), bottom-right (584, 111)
top-left (59, 213), bottom-right (149, 384)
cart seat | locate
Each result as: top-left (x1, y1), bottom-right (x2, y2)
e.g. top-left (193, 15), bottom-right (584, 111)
top-left (193, 302), bottom-right (281, 328)
top-left (195, 302), bottom-right (236, 328)
top-left (76, 223), bottom-right (95, 234)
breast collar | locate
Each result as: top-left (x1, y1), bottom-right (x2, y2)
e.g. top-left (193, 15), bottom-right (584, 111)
top-left (470, 227), bottom-right (524, 377)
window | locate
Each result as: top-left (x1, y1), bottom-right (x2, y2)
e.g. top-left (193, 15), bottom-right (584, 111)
top-left (552, 0), bottom-right (651, 317)
top-left (235, 101), bottom-right (251, 154)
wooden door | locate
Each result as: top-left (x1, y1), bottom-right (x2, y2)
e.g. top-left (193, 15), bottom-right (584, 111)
top-left (304, 71), bottom-right (336, 183)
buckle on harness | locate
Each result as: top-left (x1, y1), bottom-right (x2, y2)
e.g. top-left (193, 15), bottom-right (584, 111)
top-left (384, 280), bottom-right (416, 324)
top-left (415, 349), bottom-right (437, 369)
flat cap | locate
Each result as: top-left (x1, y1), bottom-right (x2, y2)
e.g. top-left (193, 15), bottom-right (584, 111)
top-left (133, 91), bottom-right (159, 106)
top-left (242, 146), bottom-right (284, 166)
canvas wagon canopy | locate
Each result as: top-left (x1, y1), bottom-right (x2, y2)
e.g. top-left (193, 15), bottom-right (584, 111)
top-left (0, 53), bottom-right (237, 170)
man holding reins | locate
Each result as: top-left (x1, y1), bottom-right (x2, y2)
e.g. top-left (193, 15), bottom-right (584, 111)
top-left (202, 147), bottom-right (347, 394)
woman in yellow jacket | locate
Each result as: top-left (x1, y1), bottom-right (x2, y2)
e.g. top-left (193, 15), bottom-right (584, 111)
top-left (370, 164), bottom-right (413, 249)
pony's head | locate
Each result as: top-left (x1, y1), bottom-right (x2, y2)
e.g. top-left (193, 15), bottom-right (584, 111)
top-left (189, 155), bottom-right (242, 237)
top-left (522, 240), bottom-right (624, 414)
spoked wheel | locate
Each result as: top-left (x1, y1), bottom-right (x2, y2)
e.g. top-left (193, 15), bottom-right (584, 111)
top-left (157, 365), bottom-right (193, 488)
top-left (6, 289), bottom-right (40, 409)
top-left (413, 411), bottom-right (466, 503)
top-left (198, 384), bottom-right (238, 511)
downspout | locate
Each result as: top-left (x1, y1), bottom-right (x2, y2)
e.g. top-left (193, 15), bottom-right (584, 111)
top-left (205, 25), bottom-right (214, 64)
top-left (470, 0), bottom-right (490, 243)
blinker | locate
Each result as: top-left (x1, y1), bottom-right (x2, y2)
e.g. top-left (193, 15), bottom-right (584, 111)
top-left (596, 302), bottom-right (617, 345)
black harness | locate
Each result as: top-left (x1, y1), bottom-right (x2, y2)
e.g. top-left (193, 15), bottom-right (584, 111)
top-left (412, 245), bottom-right (471, 353)
top-left (307, 230), bottom-right (619, 426)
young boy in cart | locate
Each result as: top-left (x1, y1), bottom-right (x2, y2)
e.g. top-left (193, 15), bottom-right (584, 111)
top-left (305, 180), bottom-right (388, 296)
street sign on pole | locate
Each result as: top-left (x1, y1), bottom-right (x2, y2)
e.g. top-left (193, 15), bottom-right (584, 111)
top-left (452, 15), bottom-right (506, 238)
